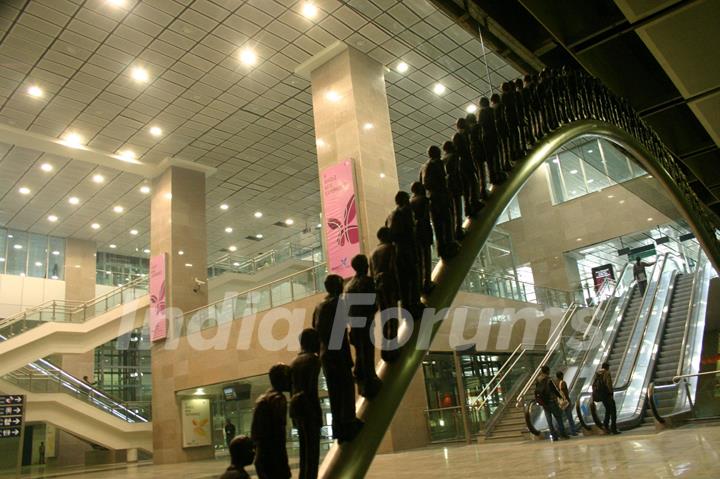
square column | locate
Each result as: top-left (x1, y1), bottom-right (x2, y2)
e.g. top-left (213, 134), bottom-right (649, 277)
top-left (303, 43), bottom-right (400, 255)
top-left (150, 165), bottom-right (212, 464)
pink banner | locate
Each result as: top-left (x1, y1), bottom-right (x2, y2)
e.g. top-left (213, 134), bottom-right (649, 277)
top-left (149, 253), bottom-right (167, 342)
top-left (320, 159), bottom-right (361, 278)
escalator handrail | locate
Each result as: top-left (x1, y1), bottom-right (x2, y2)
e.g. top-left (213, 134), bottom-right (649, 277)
top-left (675, 249), bottom-right (706, 378)
top-left (648, 370), bottom-right (720, 423)
top-left (524, 400), bottom-right (541, 436)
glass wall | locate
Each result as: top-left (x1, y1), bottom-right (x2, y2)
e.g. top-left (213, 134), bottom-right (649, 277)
top-left (0, 228), bottom-right (65, 279)
top-left (96, 252), bottom-right (149, 286)
top-left (546, 137), bottom-right (647, 204)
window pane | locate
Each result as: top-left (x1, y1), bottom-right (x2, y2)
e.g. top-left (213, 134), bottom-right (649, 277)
top-left (0, 228), bottom-right (6, 274)
top-left (27, 233), bottom-right (48, 278)
top-left (600, 139), bottom-right (632, 183)
top-left (578, 140), bottom-right (611, 192)
top-left (6, 230), bottom-right (28, 276)
top-left (546, 158), bottom-right (565, 203)
top-left (558, 150), bottom-right (587, 200)
top-left (48, 236), bottom-right (65, 280)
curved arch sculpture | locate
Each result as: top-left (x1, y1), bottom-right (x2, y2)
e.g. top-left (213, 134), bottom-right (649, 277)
top-left (319, 95), bottom-right (720, 479)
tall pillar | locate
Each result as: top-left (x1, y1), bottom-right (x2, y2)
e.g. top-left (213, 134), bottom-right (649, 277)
top-left (302, 43), bottom-right (400, 255)
top-left (302, 44), bottom-right (428, 452)
top-left (149, 164), bottom-right (212, 464)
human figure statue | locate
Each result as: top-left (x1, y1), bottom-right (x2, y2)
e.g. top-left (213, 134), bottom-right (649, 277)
top-left (220, 435), bottom-right (255, 479)
top-left (501, 81), bottom-right (521, 161)
top-left (410, 182), bottom-right (433, 293)
top-left (290, 328), bottom-right (322, 479)
top-left (345, 254), bottom-right (382, 399)
top-left (313, 274), bottom-right (363, 443)
top-left (442, 140), bottom-right (464, 239)
top-left (514, 78), bottom-right (528, 153)
top-left (386, 191), bottom-right (420, 309)
top-left (251, 364), bottom-right (291, 479)
top-left (478, 97), bottom-right (502, 184)
top-left (463, 114), bottom-right (488, 199)
top-left (370, 226), bottom-right (401, 363)
top-left (490, 93), bottom-right (510, 171)
top-left (420, 145), bottom-right (457, 259)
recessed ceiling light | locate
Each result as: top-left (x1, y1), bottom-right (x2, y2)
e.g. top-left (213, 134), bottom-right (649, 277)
top-left (254, 211), bottom-right (263, 218)
top-left (68, 196), bottom-right (80, 205)
top-left (62, 132), bottom-right (84, 148)
top-left (379, 173), bottom-right (386, 178)
top-left (13, 244), bottom-right (22, 250)
top-left (117, 149), bottom-right (136, 162)
top-left (51, 250), bottom-right (59, 256)
top-left (109, 244), bottom-right (117, 249)
top-left (571, 190), bottom-right (577, 194)
top-left (220, 203), bottom-right (229, 210)
top-left (466, 104), bottom-right (478, 114)
top-left (185, 263), bottom-right (193, 268)
top-left (140, 185), bottom-right (151, 194)
top-left (325, 90), bottom-right (341, 102)
top-left (285, 218), bottom-right (294, 226)
top-left (396, 62), bottom-right (409, 73)
top-left (47, 215), bottom-right (58, 222)
top-left (239, 47), bottom-right (257, 66)
top-left (92, 174), bottom-right (105, 183)
top-left (607, 195), bottom-right (615, 199)
top-left (225, 227), bottom-right (233, 233)
top-left (91, 223), bottom-right (100, 230)
top-left (113, 205), bottom-right (124, 213)
top-left (569, 169), bottom-right (578, 174)
top-left (149, 126), bottom-right (163, 137)
top-left (587, 179), bottom-right (594, 183)
top-left (587, 149), bottom-right (594, 154)
top-left (363, 123), bottom-right (374, 130)
top-left (18, 187), bottom-right (31, 195)
top-left (433, 83), bottom-right (446, 95)
top-left (40, 162), bottom-right (53, 172)
top-left (143, 248), bottom-right (150, 254)
top-left (316, 223), bottom-right (322, 228)
top-left (107, 0), bottom-right (126, 6)
top-left (233, 262), bottom-right (240, 267)
top-left (301, 2), bottom-right (319, 18)
top-left (27, 85), bottom-right (44, 98)
top-left (647, 217), bottom-right (653, 222)
top-left (130, 229), bottom-right (139, 235)
top-left (619, 200), bottom-right (626, 204)
top-left (34, 261), bottom-right (43, 267)
top-left (178, 250), bottom-right (184, 255)
top-left (130, 66), bottom-right (149, 83)
top-left (256, 233), bottom-right (263, 239)
top-left (576, 238), bottom-right (582, 242)
top-left (228, 245), bottom-right (237, 252)
top-left (552, 158), bottom-right (560, 164)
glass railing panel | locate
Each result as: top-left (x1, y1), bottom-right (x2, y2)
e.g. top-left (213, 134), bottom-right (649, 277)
top-left (424, 407), bottom-right (467, 442)
top-left (271, 281), bottom-right (293, 306)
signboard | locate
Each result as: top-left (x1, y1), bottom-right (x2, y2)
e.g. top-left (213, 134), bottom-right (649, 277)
top-left (149, 253), bottom-right (167, 342)
top-left (0, 395), bottom-right (24, 475)
top-left (591, 264), bottom-right (616, 292)
top-left (320, 159), bottom-right (361, 278)
top-left (181, 398), bottom-right (211, 448)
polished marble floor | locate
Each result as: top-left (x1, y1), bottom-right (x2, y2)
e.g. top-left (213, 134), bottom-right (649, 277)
top-left (22, 424), bottom-right (720, 479)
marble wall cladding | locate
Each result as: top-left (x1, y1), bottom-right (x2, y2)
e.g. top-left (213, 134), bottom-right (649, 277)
top-left (500, 167), bottom-right (673, 291)
top-left (310, 46), bottom-right (400, 254)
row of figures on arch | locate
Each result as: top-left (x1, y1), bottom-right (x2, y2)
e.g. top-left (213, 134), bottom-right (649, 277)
top-left (234, 67), bottom-right (714, 479)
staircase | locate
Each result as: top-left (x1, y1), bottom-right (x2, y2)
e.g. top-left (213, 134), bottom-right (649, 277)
top-left (642, 274), bottom-right (694, 425)
top-left (606, 286), bottom-right (643, 375)
top-left (485, 390), bottom-right (534, 442)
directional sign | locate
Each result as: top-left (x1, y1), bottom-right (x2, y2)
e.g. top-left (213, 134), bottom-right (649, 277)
top-left (0, 428), bottom-right (21, 438)
top-left (0, 406), bottom-right (22, 416)
top-left (0, 396), bottom-right (22, 405)
top-left (0, 417), bottom-right (21, 427)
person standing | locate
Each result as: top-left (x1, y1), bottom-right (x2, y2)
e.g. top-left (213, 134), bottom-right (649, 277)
top-left (534, 365), bottom-right (569, 441)
top-left (633, 256), bottom-right (656, 296)
top-left (38, 441), bottom-right (45, 465)
top-left (251, 364), bottom-right (292, 479)
top-left (594, 362), bottom-right (620, 434)
top-left (224, 419), bottom-right (236, 449)
top-left (555, 371), bottom-right (578, 436)
top-left (290, 328), bottom-right (322, 479)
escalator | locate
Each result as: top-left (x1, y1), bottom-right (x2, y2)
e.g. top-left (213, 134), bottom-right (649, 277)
top-left (0, 278), bottom-right (149, 375)
top-left (604, 286), bottom-right (643, 383)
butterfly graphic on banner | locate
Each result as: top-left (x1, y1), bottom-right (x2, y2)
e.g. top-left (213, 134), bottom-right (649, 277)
top-left (327, 195), bottom-right (359, 246)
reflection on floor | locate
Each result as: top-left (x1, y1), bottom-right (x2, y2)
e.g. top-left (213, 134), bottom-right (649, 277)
top-left (23, 424), bottom-right (720, 479)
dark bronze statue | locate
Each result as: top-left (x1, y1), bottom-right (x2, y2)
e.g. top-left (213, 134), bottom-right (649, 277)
top-left (420, 145), bottom-right (457, 259)
top-left (313, 274), bottom-right (363, 443)
top-left (370, 226), bottom-right (401, 363)
top-left (490, 93), bottom-right (510, 172)
top-left (386, 191), bottom-right (420, 309)
top-left (290, 328), bottom-right (322, 479)
top-left (501, 81), bottom-right (521, 161)
top-left (251, 363), bottom-right (291, 479)
top-left (442, 140), bottom-right (464, 239)
top-left (464, 115), bottom-right (488, 199)
top-left (410, 182), bottom-right (433, 293)
top-left (345, 254), bottom-right (382, 399)
top-left (478, 97), bottom-right (502, 185)
top-left (220, 435), bottom-right (255, 479)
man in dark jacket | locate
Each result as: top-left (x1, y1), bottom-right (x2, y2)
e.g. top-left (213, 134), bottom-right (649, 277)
top-left (290, 328), bottom-right (322, 479)
top-left (251, 364), bottom-right (291, 479)
top-left (420, 145), bottom-right (456, 259)
top-left (386, 191), bottom-right (419, 309)
top-left (596, 362), bottom-right (620, 434)
top-left (535, 365), bottom-right (569, 441)
top-left (313, 274), bottom-right (363, 443)
top-left (219, 435), bottom-right (254, 479)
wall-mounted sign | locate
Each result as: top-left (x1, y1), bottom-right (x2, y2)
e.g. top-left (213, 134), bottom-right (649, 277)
top-left (591, 264), bottom-right (616, 292)
top-left (181, 398), bottom-right (211, 448)
top-left (149, 253), bottom-right (167, 342)
top-left (320, 159), bottom-right (361, 278)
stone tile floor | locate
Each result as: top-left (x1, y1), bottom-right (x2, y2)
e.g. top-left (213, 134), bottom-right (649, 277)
top-left (18, 424), bottom-right (720, 479)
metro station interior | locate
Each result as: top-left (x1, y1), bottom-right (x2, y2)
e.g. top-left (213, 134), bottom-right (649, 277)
top-left (0, 0), bottom-right (718, 478)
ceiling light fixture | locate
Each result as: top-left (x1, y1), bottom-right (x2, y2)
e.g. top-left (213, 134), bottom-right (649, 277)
top-left (62, 132), bottom-right (84, 148)
top-left (92, 174), bottom-right (105, 183)
top-left (130, 66), bottom-right (149, 83)
top-left (228, 245), bottom-right (237, 252)
top-left (233, 262), bottom-right (240, 267)
top-left (34, 261), bottom-right (43, 267)
top-left (587, 149), bottom-right (594, 154)
top-left (27, 85), bottom-right (44, 98)
top-left (301, 2), bottom-right (319, 18)
top-left (149, 126), bottom-right (163, 137)
top-left (396, 62), bottom-right (409, 73)
top-left (113, 205), bottom-right (124, 213)
top-left (40, 163), bottom-right (53, 172)
top-left (239, 47), bottom-right (258, 66)
top-left (118, 149), bottom-right (136, 162)
top-left (18, 187), bottom-right (31, 195)
top-left (68, 196), bottom-right (80, 205)
top-left (379, 173), bottom-right (386, 179)
top-left (13, 244), bottom-right (22, 250)
top-left (130, 229), bottom-right (139, 235)
top-left (109, 244), bottom-right (117, 249)
top-left (432, 83), bottom-right (446, 95)
top-left (140, 185), bottom-right (151, 194)
top-left (178, 250), bottom-right (184, 255)
top-left (256, 233), bottom-right (263, 239)
top-left (285, 218), bottom-right (294, 226)
top-left (91, 223), bottom-right (101, 230)
top-left (363, 123), bottom-right (374, 130)
top-left (220, 203), bottom-right (229, 210)
top-left (47, 215), bottom-right (58, 222)
top-left (107, 0), bottom-right (126, 6)
top-left (225, 227), bottom-right (233, 233)
top-left (569, 169), bottom-right (578, 174)
top-left (466, 104), bottom-right (478, 114)
top-left (254, 211), bottom-right (263, 218)
top-left (647, 217), bottom-right (653, 222)
top-left (143, 248), bottom-right (150, 254)
top-left (51, 251), bottom-right (59, 256)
